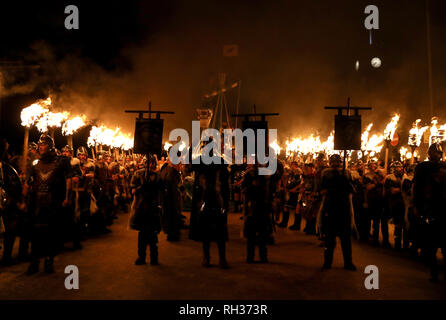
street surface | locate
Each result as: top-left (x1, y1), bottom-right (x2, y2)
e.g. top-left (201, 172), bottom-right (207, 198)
top-left (0, 212), bottom-right (445, 300)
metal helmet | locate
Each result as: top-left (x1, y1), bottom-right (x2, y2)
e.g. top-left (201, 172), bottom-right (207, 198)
top-left (329, 154), bottom-right (342, 164)
top-left (428, 143), bottom-right (443, 159)
top-left (61, 145), bottom-right (73, 154)
top-left (96, 150), bottom-right (106, 160)
top-left (28, 142), bottom-right (38, 152)
top-left (37, 134), bottom-right (55, 151)
top-left (77, 146), bottom-right (88, 157)
top-left (390, 161), bottom-right (403, 169)
top-left (368, 159), bottom-right (378, 168)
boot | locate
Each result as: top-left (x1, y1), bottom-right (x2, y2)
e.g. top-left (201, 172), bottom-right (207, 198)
top-left (202, 256), bottom-right (210, 267)
top-left (150, 246), bottom-right (159, 266)
top-left (382, 241), bottom-right (392, 248)
top-left (259, 245), bottom-right (268, 263)
top-left (321, 262), bottom-right (331, 271)
top-left (219, 259), bottom-right (229, 269)
top-left (27, 260), bottom-right (39, 275)
top-left (135, 257), bottom-right (146, 265)
top-left (44, 258), bottom-right (54, 273)
top-left (344, 263), bottom-right (357, 271)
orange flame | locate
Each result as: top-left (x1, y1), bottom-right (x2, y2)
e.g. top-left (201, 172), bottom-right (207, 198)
top-left (384, 114), bottom-right (400, 141)
top-left (20, 97), bottom-right (51, 127)
top-left (62, 115), bottom-right (86, 136)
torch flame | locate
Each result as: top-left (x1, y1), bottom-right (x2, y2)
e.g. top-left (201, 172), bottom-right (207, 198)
top-left (164, 142), bottom-right (173, 151)
top-left (20, 97), bottom-right (51, 127)
top-left (62, 115), bottom-right (86, 136)
top-left (429, 117), bottom-right (446, 145)
top-left (384, 114), bottom-right (400, 141)
top-left (88, 125), bottom-right (133, 149)
top-left (270, 140), bottom-right (281, 155)
top-left (408, 119), bottom-right (429, 147)
top-left (36, 111), bottom-right (70, 133)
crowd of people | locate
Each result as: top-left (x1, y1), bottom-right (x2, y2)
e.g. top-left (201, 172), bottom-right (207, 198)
top-left (0, 134), bottom-right (186, 274)
top-left (0, 134), bottom-right (445, 282)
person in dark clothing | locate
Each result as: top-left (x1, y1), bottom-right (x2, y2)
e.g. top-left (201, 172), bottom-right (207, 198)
top-left (301, 163), bottom-right (317, 235)
top-left (363, 160), bottom-right (389, 247)
top-left (401, 164), bottom-right (419, 256)
top-left (384, 161), bottom-right (407, 250)
top-left (189, 157), bottom-right (230, 269)
top-left (129, 155), bottom-right (162, 266)
top-left (242, 163), bottom-right (278, 263)
top-left (61, 145), bottom-right (83, 250)
top-left (159, 159), bottom-right (182, 242)
top-left (278, 161), bottom-right (302, 229)
top-left (74, 147), bottom-right (96, 235)
top-left (92, 152), bottom-right (113, 234)
top-left (317, 154), bottom-right (358, 271)
top-left (413, 143), bottom-right (446, 282)
top-left (0, 138), bottom-right (24, 265)
top-left (24, 134), bottom-right (72, 274)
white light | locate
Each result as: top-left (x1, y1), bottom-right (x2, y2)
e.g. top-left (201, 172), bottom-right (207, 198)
top-left (371, 57), bottom-right (381, 68)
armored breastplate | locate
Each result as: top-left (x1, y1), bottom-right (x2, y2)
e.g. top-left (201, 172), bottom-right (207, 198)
top-left (35, 160), bottom-right (57, 194)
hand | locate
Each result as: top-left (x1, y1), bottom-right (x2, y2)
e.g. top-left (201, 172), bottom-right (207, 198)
top-left (18, 202), bottom-right (27, 212)
top-left (62, 199), bottom-right (71, 207)
top-left (72, 176), bottom-right (80, 183)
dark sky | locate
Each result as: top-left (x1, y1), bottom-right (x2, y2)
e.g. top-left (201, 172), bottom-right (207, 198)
top-left (1, 0), bottom-right (445, 152)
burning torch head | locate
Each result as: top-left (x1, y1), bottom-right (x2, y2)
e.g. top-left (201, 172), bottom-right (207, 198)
top-left (428, 143), bottom-right (443, 162)
top-left (37, 134), bottom-right (55, 155)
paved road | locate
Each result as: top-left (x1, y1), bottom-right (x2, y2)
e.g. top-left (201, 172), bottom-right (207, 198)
top-left (0, 212), bottom-right (445, 300)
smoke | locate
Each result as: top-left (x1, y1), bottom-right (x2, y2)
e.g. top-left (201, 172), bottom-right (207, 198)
top-left (0, 70), bottom-right (38, 98)
top-left (7, 0), bottom-right (446, 143)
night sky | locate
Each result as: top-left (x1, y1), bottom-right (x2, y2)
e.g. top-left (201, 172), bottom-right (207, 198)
top-left (1, 0), bottom-right (446, 154)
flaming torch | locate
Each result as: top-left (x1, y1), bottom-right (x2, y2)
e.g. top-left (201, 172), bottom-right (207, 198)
top-left (429, 117), bottom-right (446, 160)
top-left (270, 140), bottom-right (281, 156)
top-left (360, 123), bottom-right (384, 163)
top-left (36, 111), bottom-right (70, 139)
top-left (408, 119), bottom-right (428, 164)
top-left (383, 114), bottom-right (400, 172)
top-left (62, 115), bottom-right (86, 148)
top-left (87, 125), bottom-right (103, 154)
top-left (20, 97), bottom-right (51, 174)
top-left (111, 129), bottom-right (126, 161)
